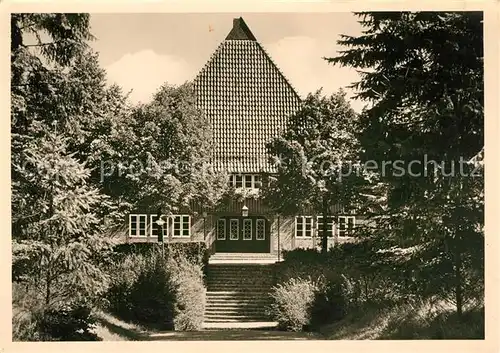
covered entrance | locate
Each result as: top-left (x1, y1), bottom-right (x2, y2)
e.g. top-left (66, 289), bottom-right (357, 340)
top-left (215, 216), bottom-right (270, 253)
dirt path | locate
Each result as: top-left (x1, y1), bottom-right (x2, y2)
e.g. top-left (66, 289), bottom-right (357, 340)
top-left (146, 329), bottom-right (323, 340)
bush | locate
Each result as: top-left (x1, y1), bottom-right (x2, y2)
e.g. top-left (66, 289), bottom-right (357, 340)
top-left (170, 255), bottom-right (206, 331)
top-left (12, 283), bottom-right (100, 341)
top-left (37, 304), bottom-right (101, 341)
top-left (268, 277), bottom-right (320, 331)
top-left (310, 277), bottom-right (350, 329)
top-left (106, 245), bottom-right (206, 331)
top-left (107, 253), bottom-right (176, 329)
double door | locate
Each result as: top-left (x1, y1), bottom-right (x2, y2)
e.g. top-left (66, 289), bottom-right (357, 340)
top-left (215, 216), bottom-right (270, 253)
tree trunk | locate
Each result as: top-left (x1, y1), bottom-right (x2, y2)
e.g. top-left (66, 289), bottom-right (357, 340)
top-left (321, 196), bottom-right (328, 255)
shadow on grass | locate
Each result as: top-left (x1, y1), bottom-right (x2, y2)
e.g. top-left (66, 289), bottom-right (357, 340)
top-left (317, 301), bottom-right (484, 340)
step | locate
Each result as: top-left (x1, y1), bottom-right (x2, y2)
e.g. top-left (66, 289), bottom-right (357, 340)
top-left (206, 285), bottom-right (273, 290)
top-left (205, 309), bottom-right (268, 316)
top-left (206, 298), bottom-right (272, 305)
top-left (204, 317), bottom-right (272, 323)
top-left (206, 302), bottom-right (272, 310)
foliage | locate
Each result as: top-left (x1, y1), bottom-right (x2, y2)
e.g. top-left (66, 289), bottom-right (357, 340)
top-left (169, 254), bottom-right (206, 331)
top-left (380, 301), bottom-right (484, 339)
top-left (106, 246), bottom-right (206, 331)
top-left (265, 90), bottom-right (367, 253)
top-left (98, 82), bottom-right (229, 214)
top-left (327, 11), bottom-right (484, 316)
top-left (37, 304), bottom-right (101, 341)
top-left (11, 14), bottom-right (124, 315)
top-left (12, 282), bottom-right (100, 341)
top-left (268, 277), bottom-right (320, 332)
top-left (310, 278), bottom-right (350, 328)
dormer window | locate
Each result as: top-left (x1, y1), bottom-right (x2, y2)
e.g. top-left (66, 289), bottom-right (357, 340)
top-left (229, 174), bottom-right (262, 189)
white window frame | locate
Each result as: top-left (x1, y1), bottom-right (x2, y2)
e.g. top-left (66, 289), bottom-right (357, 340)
top-left (172, 215), bottom-right (191, 238)
top-left (295, 216), bottom-right (313, 238)
top-left (243, 218), bottom-right (252, 240)
top-left (129, 214), bottom-right (148, 237)
top-left (150, 214), bottom-right (168, 239)
top-left (316, 215), bottom-right (335, 238)
top-left (337, 216), bottom-right (356, 237)
top-left (229, 219), bottom-right (239, 240)
top-left (217, 218), bottom-right (226, 240)
top-left (256, 218), bottom-right (266, 240)
top-left (229, 174), bottom-right (262, 190)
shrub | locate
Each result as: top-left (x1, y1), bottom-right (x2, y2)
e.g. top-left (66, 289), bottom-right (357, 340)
top-left (105, 245), bottom-right (206, 331)
top-left (112, 254), bottom-right (176, 329)
top-left (170, 255), bottom-right (206, 331)
top-left (37, 304), bottom-right (101, 341)
top-left (310, 277), bottom-right (350, 329)
top-left (12, 283), bottom-right (100, 341)
top-left (268, 277), bottom-right (320, 331)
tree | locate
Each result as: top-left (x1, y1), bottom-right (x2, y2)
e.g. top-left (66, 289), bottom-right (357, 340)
top-left (265, 90), bottom-right (366, 253)
top-left (327, 12), bottom-right (484, 315)
top-left (11, 13), bottom-right (120, 307)
top-left (97, 82), bottom-right (229, 215)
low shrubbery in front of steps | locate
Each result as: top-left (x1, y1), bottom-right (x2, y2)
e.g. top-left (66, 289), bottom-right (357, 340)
top-left (105, 244), bottom-right (206, 331)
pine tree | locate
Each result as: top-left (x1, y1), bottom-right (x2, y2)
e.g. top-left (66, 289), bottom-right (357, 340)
top-left (327, 12), bottom-right (484, 315)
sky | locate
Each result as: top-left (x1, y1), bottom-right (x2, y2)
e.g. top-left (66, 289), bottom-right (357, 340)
top-left (89, 13), bottom-right (366, 112)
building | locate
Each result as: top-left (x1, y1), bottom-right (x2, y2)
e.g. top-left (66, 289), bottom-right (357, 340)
top-left (125, 17), bottom-right (360, 257)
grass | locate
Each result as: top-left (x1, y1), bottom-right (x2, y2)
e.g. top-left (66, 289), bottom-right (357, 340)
top-left (92, 311), bottom-right (149, 341)
top-left (318, 299), bottom-right (484, 340)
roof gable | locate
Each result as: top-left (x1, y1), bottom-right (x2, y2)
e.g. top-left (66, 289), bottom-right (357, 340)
top-left (194, 18), bottom-right (302, 173)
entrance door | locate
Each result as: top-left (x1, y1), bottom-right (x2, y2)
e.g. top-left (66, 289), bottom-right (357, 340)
top-left (215, 216), bottom-right (270, 253)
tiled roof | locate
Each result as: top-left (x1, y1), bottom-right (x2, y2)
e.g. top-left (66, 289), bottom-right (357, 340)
top-left (194, 18), bottom-right (301, 174)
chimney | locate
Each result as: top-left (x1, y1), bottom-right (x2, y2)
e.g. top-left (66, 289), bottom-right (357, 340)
top-left (225, 17), bottom-right (257, 41)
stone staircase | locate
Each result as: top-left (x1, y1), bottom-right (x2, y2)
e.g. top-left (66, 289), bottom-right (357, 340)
top-left (204, 263), bottom-right (276, 324)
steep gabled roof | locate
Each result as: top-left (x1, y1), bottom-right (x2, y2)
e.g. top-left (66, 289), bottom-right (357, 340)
top-left (194, 17), bottom-right (301, 174)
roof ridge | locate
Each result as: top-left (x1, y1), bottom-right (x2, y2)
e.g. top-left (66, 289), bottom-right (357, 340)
top-left (193, 41), bottom-right (225, 84)
top-left (255, 42), bottom-right (302, 103)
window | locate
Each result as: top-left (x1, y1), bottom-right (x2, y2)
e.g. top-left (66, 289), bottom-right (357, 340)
top-left (173, 215), bottom-right (190, 237)
top-left (243, 219), bottom-right (252, 240)
top-left (244, 175), bottom-right (253, 188)
top-left (235, 175), bottom-right (243, 188)
top-left (217, 218), bottom-right (226, 240)
top-left (317, 216), bottom-right (335, 238)
top-left (295, 216), bottom-right (313, 237)
top-left (150, 214), bottom-right (168, 239)
top-left (129, 214), bottom-right (148, 237)
top-left (254, 175), bottom-right (262, 188)
top-left (338, 216), bottom-right (356, 237)
top-left (229, 174), bottom-right (262, 189)
top-left (256, 219), bottom-right (265, 240)
top-left (230, 219), bottom-right (239, 240)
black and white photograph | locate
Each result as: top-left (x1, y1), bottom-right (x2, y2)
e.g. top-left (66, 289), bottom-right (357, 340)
top-left (7, 6), bottom-right (492, 345)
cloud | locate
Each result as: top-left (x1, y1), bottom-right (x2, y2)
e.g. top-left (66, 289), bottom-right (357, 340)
top-left (266, 36), bottom-right (365, 112)
top-left (105, 50), bottom-right (193, 104)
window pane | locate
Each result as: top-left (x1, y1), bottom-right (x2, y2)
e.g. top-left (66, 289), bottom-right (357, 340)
top-left (256, 219), bottom-right (265, 240)
top-left (304, 218), bottom-right (312, 237)
top-left (243, 219), bottom-right (252, 240)
top-left (230, 219), bottom-right (239, 240)
top-left (244, 175), bottom-right (252, 188)
top-left (254, 175), bottom-right (262, 188)
top-left (217, 219), bottom-right (226, 240)
top-left (295, 217), bottom-right (303, 237)
top-left (151, 215), bottom-right (158, 237)
top-left (130, 215), bottom-right (137, 236)
top-left (235, 175), bottom-right (243, 188)
top-left (139, 215), bottom-right (146, 236)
